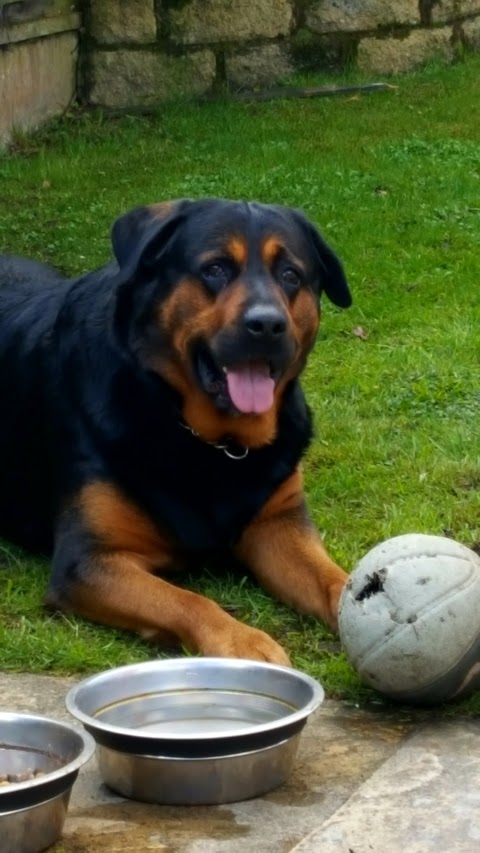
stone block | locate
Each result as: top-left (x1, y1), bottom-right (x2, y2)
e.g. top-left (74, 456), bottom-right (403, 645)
top-left (357, 28), bottom-right (454, 74)
top-left (307, 1), bottom-right (419, 34)
top-left (431, 1), bottom-right (480, 23)
top-left (168, 0), bottom-right (293, 45)
top-left (89, 0), bottom-right (157, 45)
top-left (88, 49), bottom-right (216, 108)
top-left (225, 43), bottom-right (293, 89)
top-left (0, 32), bottom-right (78, 144)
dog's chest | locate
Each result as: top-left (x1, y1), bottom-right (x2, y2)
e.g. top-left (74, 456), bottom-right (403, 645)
top-left (105, 380), bottom-right (312, 553)
top-left (129, 440), bottom-right (293, 552)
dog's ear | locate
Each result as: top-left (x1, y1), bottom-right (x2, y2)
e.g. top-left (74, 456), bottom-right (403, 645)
top-left (111, 200), bottom-right (190, 275)
top-left (293, 210), bottom-right (352, 308)
top-left (111, 201), bottom-right (191, 352)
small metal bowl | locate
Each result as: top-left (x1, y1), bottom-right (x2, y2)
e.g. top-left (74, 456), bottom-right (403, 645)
top-left (0, 712), bottom-right (95, 853)
top-left (66, 657), bottom-right (324, 805)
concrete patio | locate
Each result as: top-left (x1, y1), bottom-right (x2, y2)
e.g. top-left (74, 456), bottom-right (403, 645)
top-left (2, 672), bottom-right (480, 852)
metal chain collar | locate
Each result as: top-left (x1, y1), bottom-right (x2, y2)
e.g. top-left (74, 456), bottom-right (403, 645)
top-left (180, 422), bottom-right (249, 460)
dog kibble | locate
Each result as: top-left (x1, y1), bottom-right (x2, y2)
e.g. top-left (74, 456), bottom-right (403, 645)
top-left (0, 770), bottom-right (45, 785)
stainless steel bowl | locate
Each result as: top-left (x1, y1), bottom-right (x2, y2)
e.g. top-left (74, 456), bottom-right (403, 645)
top-left (66, 657), bottom-right (324, 805)
top-left (0, 712), bottom-right (95, 853)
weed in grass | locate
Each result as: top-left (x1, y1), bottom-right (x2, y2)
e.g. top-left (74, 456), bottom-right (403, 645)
top-left (0, 57), bottom-right (479, 712)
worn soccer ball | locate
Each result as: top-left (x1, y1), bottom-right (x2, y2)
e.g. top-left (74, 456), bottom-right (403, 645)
top-left (338, 534), bottom-right (480, 704)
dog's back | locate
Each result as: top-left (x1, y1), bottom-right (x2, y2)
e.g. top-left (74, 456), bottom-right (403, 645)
top-left (0, 257), bottom-right (70, 550)
top-left (0, 256), bottom-right (65, 288)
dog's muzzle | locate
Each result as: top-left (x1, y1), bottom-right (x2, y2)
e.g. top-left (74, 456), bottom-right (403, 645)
top-left (194, 303), bottom-right (294, 416)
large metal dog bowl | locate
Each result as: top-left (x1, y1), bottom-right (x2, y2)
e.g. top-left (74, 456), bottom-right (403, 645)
top-left (66, 657), bottom-right (324, 805)
top-left (0, 712), bottom-right (95, 853)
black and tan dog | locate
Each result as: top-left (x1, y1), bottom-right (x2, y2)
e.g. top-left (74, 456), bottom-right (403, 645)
top-left (0, 199), bottom-right (351, 665)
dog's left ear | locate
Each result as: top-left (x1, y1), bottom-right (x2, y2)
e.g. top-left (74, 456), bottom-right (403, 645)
top-left (294, 211), bottom-right (352, 308)
top-left (111, 200), bottom-right (191, 276)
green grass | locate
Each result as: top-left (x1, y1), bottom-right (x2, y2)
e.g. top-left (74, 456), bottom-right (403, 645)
top-left (1, 56), bottom-right (479, 712)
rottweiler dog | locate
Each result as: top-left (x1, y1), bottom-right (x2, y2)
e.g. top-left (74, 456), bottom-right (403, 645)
top-left (0, 199), bottom-right (351, 665)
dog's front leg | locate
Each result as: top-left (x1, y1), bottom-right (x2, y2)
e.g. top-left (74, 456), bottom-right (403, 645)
top-left (47, 551), bottom-right (290, 664)
top-left (233, 469), bottom-right (348, 632)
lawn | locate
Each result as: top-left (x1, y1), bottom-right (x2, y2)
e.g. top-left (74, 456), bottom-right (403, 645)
top-left (0, 56), bottom-right (479, 712)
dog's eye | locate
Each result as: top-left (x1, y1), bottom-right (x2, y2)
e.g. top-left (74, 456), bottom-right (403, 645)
top-left (280, 267), bottom-right (302, 292)
top-left (201, 262), bottom-right (231, 290)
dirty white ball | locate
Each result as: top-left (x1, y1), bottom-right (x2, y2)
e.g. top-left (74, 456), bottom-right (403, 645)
top-left (338, 534), bottom-right (480, 704)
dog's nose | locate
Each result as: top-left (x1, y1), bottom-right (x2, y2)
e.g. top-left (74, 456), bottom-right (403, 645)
top-left (244, 305), bottom-right (287, 339)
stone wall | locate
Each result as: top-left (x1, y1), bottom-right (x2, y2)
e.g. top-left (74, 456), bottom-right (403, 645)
top-left (82, 0), bottom-right (480, 109)
top-left (0, 0), bottom-right (81, 143)
top-left (2, 1), bottom-right (480, 141)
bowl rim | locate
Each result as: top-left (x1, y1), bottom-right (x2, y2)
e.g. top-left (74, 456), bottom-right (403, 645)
top-left (0, 712), bottom-right (96, 811)
top-left (65, 657), bottom-right (324, 746)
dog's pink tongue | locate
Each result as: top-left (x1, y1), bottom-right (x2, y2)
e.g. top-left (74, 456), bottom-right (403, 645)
top-left (226, 364), bottom-right (274, 414)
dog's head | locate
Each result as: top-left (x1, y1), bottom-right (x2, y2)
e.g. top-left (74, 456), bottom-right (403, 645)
top-left (112, 199), bottom-right (351, 447)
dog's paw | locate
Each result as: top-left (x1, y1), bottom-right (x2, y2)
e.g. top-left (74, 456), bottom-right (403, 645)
top-left (199, 622), bottom-right (291, 667)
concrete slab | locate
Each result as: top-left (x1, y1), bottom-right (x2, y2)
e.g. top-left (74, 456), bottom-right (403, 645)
top-left (1, 672), bottom-right (412, 852)
top-left (5, 672), bottom-right (479, 850)
top-left (291, 718), bottom-right (480, 853)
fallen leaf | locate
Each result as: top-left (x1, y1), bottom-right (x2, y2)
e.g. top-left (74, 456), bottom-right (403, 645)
top-left (352, 326), bottom-right (368, 340)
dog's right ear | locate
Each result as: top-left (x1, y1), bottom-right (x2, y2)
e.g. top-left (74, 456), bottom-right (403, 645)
top-left (111, 200), bottom-right (191, 277)
top-left (111, 201), bottom-right (191, 353)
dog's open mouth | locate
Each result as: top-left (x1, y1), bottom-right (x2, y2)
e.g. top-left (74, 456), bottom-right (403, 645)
top-left (195, 346), bottom-right (275, 414)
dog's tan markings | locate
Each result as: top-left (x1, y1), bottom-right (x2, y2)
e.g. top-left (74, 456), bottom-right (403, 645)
top-left (186, 397), bottom-right (280, 449)
top-left (234, 469), bottom-right (348, 631)
top-left (253, 467), bottom-right (304, 518)
top-left (261, 236), bottom-right (307, 276)
top-left (159, 278), bottom-right (212, 353)
top-left (80, 482), bottom-right (176, 569)
top-left (261, 235), bottom-right (283, 266)
top-left (291, 289), bottom-right (320, 350)
top-left (226, 235), bottom-right (248, 266)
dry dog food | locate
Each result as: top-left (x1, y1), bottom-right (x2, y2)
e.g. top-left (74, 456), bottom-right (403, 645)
top-left (0, 770), bottom-right (45, 785)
